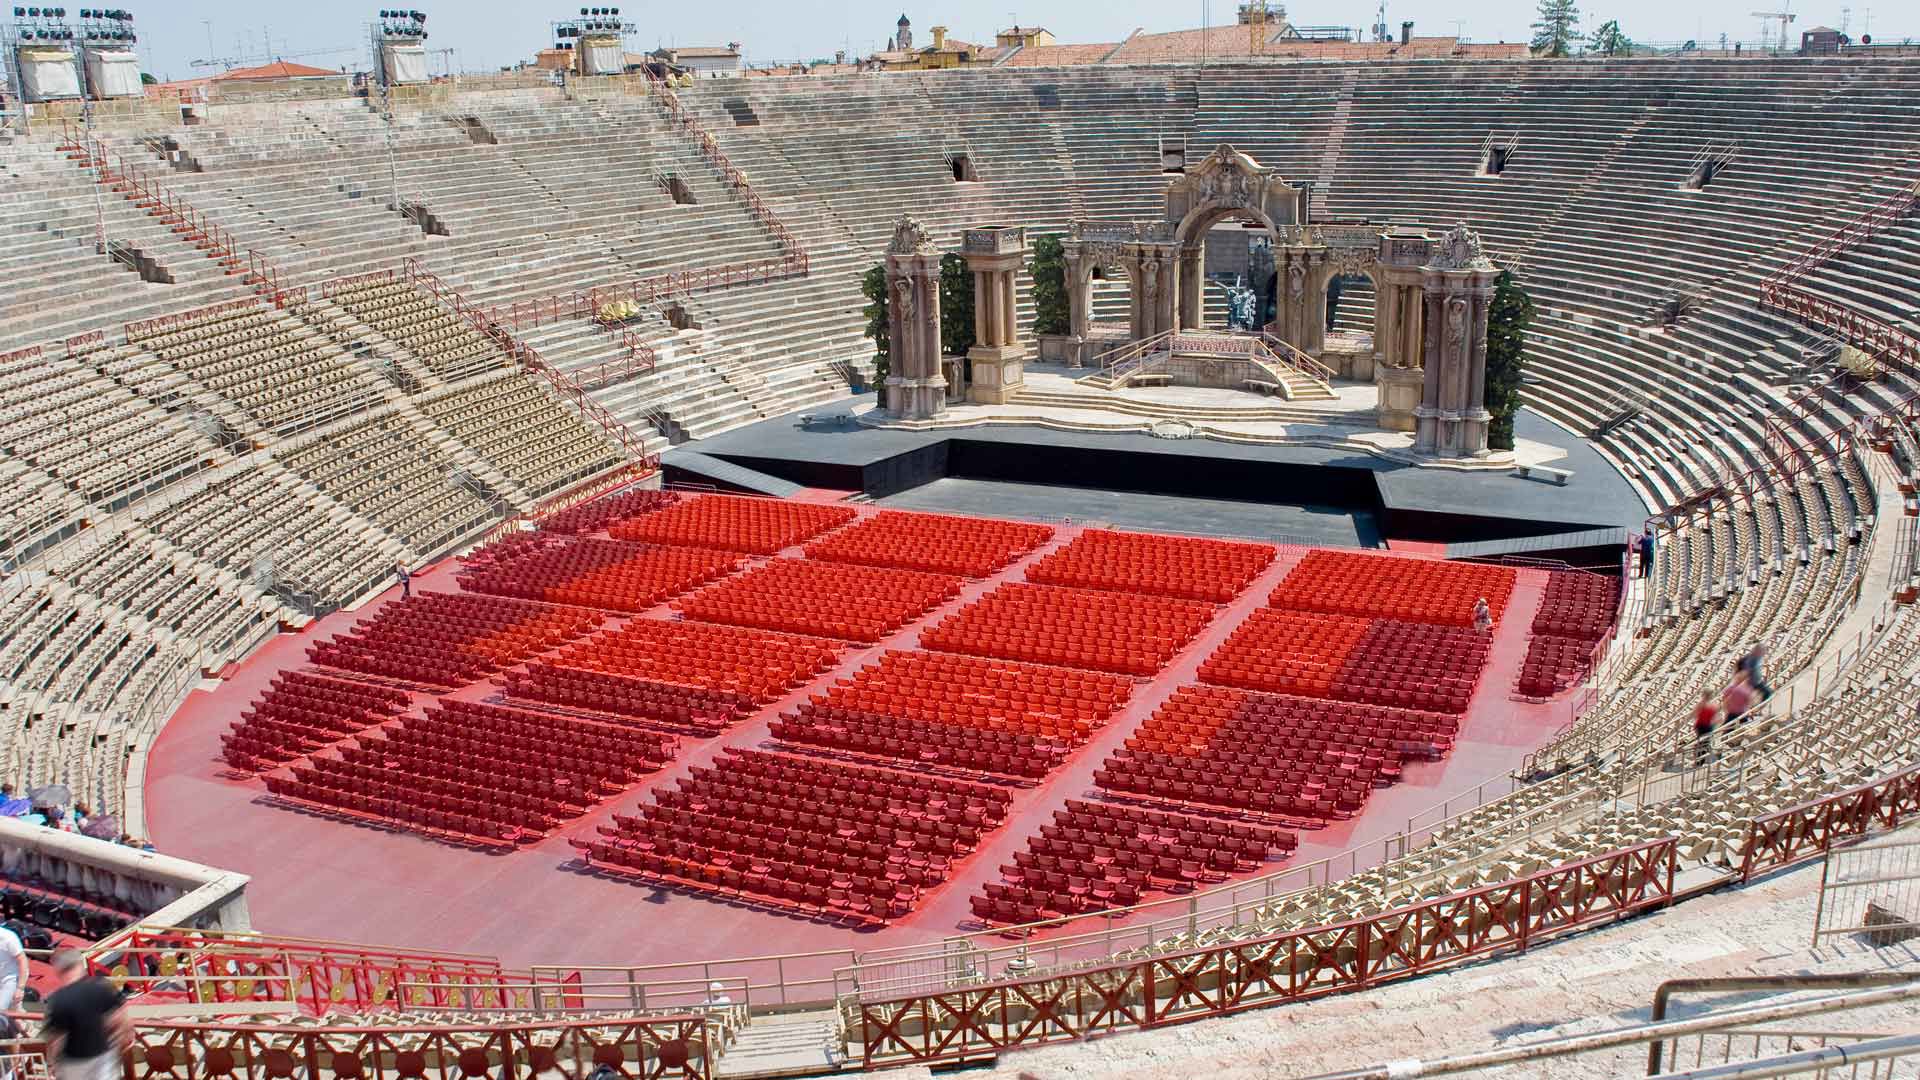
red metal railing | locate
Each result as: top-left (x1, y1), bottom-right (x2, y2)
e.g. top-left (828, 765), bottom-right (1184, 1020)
top-left (124, 1012), bottom-right (716, 1080)
top-left (854, 838), bottom-right (1678, 1067)
top-left (57, 120), bottom-right (300, 309)
top-left (401, 259), bottom-right (659, 479)
top-left (0, 345), bottom-right (43, 367)
top-left (63, 329), bottom-right (107, 356)
top-left (1738, 760), bottom-right (1920, 882)
top-left (638, 70), bottom-right (803, 255)
top-left (320, 267), bottom-right (398, 299)
top-left (90, 928), bottom-right (526, 1015)
top-left (123, 297), bottom-right (263, 342)
top-left (1761, 284), bottom-right (1920, 383)
top-left (480, 255), bottom-right (809, 343)
top-left (1760, 181), bottom-right (1919, 292)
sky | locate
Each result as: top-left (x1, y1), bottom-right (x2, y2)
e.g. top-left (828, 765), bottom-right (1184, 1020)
top-left (114, 0), bottom-right (1910, 82)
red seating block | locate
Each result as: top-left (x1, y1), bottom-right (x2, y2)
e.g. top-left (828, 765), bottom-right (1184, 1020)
top-left (671, 558), bottom-right (961, 642)
top-left (538, 489), bottom-right (681, 535)
top-left (459, 534), bottom-right (742, 613)
top-left (1092, 684), bottom-right (1456, 820)
top-left (306, 593), bottom-right (601, 689)
top-left (972, 798), bottom-right (1299, 924)
top-left (572, 748), bottom-right (1011, 924)
top-left (802, 510), bottom-right (1054, 578)
top-left (548, 616), bottom-right (842, 701)
top-left (1268, 550), bottom-right (1517, 628)
top-left (1199, 608), bottom-right (1489, 713)
top-left (1026, 528), bottom-right (1275, 602)
top-left (921, 581), bottom-right (1215, 675)
top-left (1516, 572), bottom-right (1621, 698)
top-left (607, 493), bottom-right (856, 555)
top-left (806, 649), bottom-right (1135, 744)
top-left (222, 670), bottom-right (408, 772)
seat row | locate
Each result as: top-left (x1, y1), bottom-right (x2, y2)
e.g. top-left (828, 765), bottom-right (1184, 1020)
top-left (501, 664), bottom-right (751, 736)
top-left (1025, 528), bottom-right (1276, 603)
top-left (769, 703), bottom-right (1070, 779)
top-left (920, 581), bottom-right (1216, 676)
top-left (1268, 550), bottom-right (1518, 628)
top-left (306, 592), bottom-right (601, 689)
top-left (669, 557), bottom-right (962, 643)
top-left (221, 670), bottom-right (409, 772)
top-left (607, 493), bottom-right (857, 555)
top-left (801, 509), bottom-right (1054, 578)
top-left (806, 649), bottom-right (1136, 743)
top-left (421, 699), bottom-right (678, 782)
top-left (459, 533), bottom-right (742, 613)
top-left (265, 760), bottom-right (541, 849)
top-left (541, 617), bottom-right (841, 705)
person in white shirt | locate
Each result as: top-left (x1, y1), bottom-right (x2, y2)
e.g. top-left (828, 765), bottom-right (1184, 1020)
top-left (0, 923), bottom-right (27, 1011)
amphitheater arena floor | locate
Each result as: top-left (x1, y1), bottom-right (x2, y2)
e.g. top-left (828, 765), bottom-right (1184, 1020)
top-left (142, 515), bottom-right (1577, 979)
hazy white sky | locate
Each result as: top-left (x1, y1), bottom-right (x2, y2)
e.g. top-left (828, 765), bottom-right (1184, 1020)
top-left (120, 0), bottom-right (1906, 81)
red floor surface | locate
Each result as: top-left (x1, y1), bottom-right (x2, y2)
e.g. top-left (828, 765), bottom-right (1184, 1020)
top-left (144, 511), bottom-right (1573, 995)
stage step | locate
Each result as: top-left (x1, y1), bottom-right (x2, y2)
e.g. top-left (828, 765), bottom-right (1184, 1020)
top-left (1009, 387), bottom-right (1369, 427)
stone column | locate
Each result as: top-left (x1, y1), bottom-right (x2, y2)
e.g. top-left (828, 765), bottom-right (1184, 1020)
top-left (1178, 245), bottom-right (1206, 330)
top-left (961, 225), bottom-right (1029, 405)
top-left (883, 217), bottom-right (947, 421)
top-left (1411, 224), bottom-right (1500, 458)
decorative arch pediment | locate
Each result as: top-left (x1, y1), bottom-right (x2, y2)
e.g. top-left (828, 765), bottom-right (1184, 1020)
top-left (1164, 144), bottom-right (1308, 241)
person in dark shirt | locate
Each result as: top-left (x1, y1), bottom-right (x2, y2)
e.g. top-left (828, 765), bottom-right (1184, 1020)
top-left (40, 950), bottom-right (129, 1080)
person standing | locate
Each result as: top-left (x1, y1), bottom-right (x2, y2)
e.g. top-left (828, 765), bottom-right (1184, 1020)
top-left (0, 921), bottom-right (25, 1012)
top-left (1738, 643), bottom-right (1773, 701)
top-left (40, 949), bottom-right (130, 1080)
top-left (394, 562), bottom-right (412, 600)
top-left (1472, 597), bottom-right (1493, 633)
top-left (1692, 692), bottom-right (1719, 767)
top-left (1639, 528), bottom-right (1657, 579)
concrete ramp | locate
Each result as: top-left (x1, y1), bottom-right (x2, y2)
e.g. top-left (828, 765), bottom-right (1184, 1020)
top-left (661, 449), bottom-right (807, 498)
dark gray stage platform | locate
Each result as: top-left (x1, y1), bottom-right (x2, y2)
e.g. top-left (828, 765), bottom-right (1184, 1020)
top-left (666, 400), bottom-right (1647, 548)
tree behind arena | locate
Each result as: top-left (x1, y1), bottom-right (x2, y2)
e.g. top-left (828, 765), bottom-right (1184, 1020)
top-left (939, 252), bottom-right (976, 358)
top-left (861, 264), bottom-right (889, 395)
top-left (1484, 270), bottom-right (1535, 451)
top-left (1531, 0), bottom-right (1581, 57)
top-left (1029, 235), bottom-right (1070, 336)
top-left (1590, 19), bottom-right (1634, 56)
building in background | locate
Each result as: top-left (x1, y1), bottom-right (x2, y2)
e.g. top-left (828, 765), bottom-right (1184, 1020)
top-left (650, 44), bottom-right (743, 78)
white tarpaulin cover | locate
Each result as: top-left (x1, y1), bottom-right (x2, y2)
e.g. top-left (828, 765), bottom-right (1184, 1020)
top-left (381, 42), bottom-right (428, 85)
top-left (579, 34), bottom-right (624, 76)
top-left (16, 45), bottom-right (81, 101)
top-left (82, 47), bottom-right (142, 98)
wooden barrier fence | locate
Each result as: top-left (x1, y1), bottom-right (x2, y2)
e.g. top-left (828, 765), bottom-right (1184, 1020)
top-left (852, 838), bottom-right (1678, 1067)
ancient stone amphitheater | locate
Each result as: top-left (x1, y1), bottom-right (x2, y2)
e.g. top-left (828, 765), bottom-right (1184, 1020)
top-left (1, 56), bottom-right (1917, 1079)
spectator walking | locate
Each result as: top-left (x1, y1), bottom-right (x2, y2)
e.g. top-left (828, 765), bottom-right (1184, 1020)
top-left (0, 921), bottom-right (25, 1012)
top-left (394, 562), bottom-right (412, 600)
top-left (1738, 643), bottom-right (1773, 701)
top-left (1638, 528), bottom-right (1656, 579)
top-left (40, 949), bottom-right (129, 1080)
top-left (1722, 671), bottom-right (1755, 729)
top-left (1472, 597), bottom-right (1493, 633)
top-left (1692, 692), bottom-right (1719, 767)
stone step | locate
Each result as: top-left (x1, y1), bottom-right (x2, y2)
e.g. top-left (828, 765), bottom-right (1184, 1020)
top-left (715, 1010), bottom-right (847, 1079)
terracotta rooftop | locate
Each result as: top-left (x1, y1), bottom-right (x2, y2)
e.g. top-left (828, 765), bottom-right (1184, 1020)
top-left (211, 60), bottom-right (341, 81)
top-left (999, 42), bottom-right (1117, 67)
top-left (1104, 28), bottom-right (1526, 63)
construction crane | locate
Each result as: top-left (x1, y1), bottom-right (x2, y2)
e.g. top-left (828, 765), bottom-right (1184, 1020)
top-left (426, 46), bottom-right (456, 78)
top-left (1751, 2), bottom-right (1795, 52)
top-left (190, 44), bottom-right (362, 71)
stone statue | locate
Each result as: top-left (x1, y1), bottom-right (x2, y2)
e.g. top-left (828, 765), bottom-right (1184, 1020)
top-left (1446, 296), bottom-right (1469, 347)
top-left (1143, 258), bottom-right (1159, 304)
top-left (888, 216), bottom-right (936, 256)
top-left (1227, 285), bottom-right (1258, 330)
top-left (1429, 221), bottom-right (1494, 271)
top-left (1288, 262), bottom-right (1305, 301)
top-left (893, 278), bottom-right (914, 320)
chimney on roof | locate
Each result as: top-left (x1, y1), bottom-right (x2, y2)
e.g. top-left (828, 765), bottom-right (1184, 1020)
top-left (836, 49), bottom-right (846, 64)
top-left (1400, 19), bottom-right (1413, 44)
top-left (931, 25), bottom-right (947, 50)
